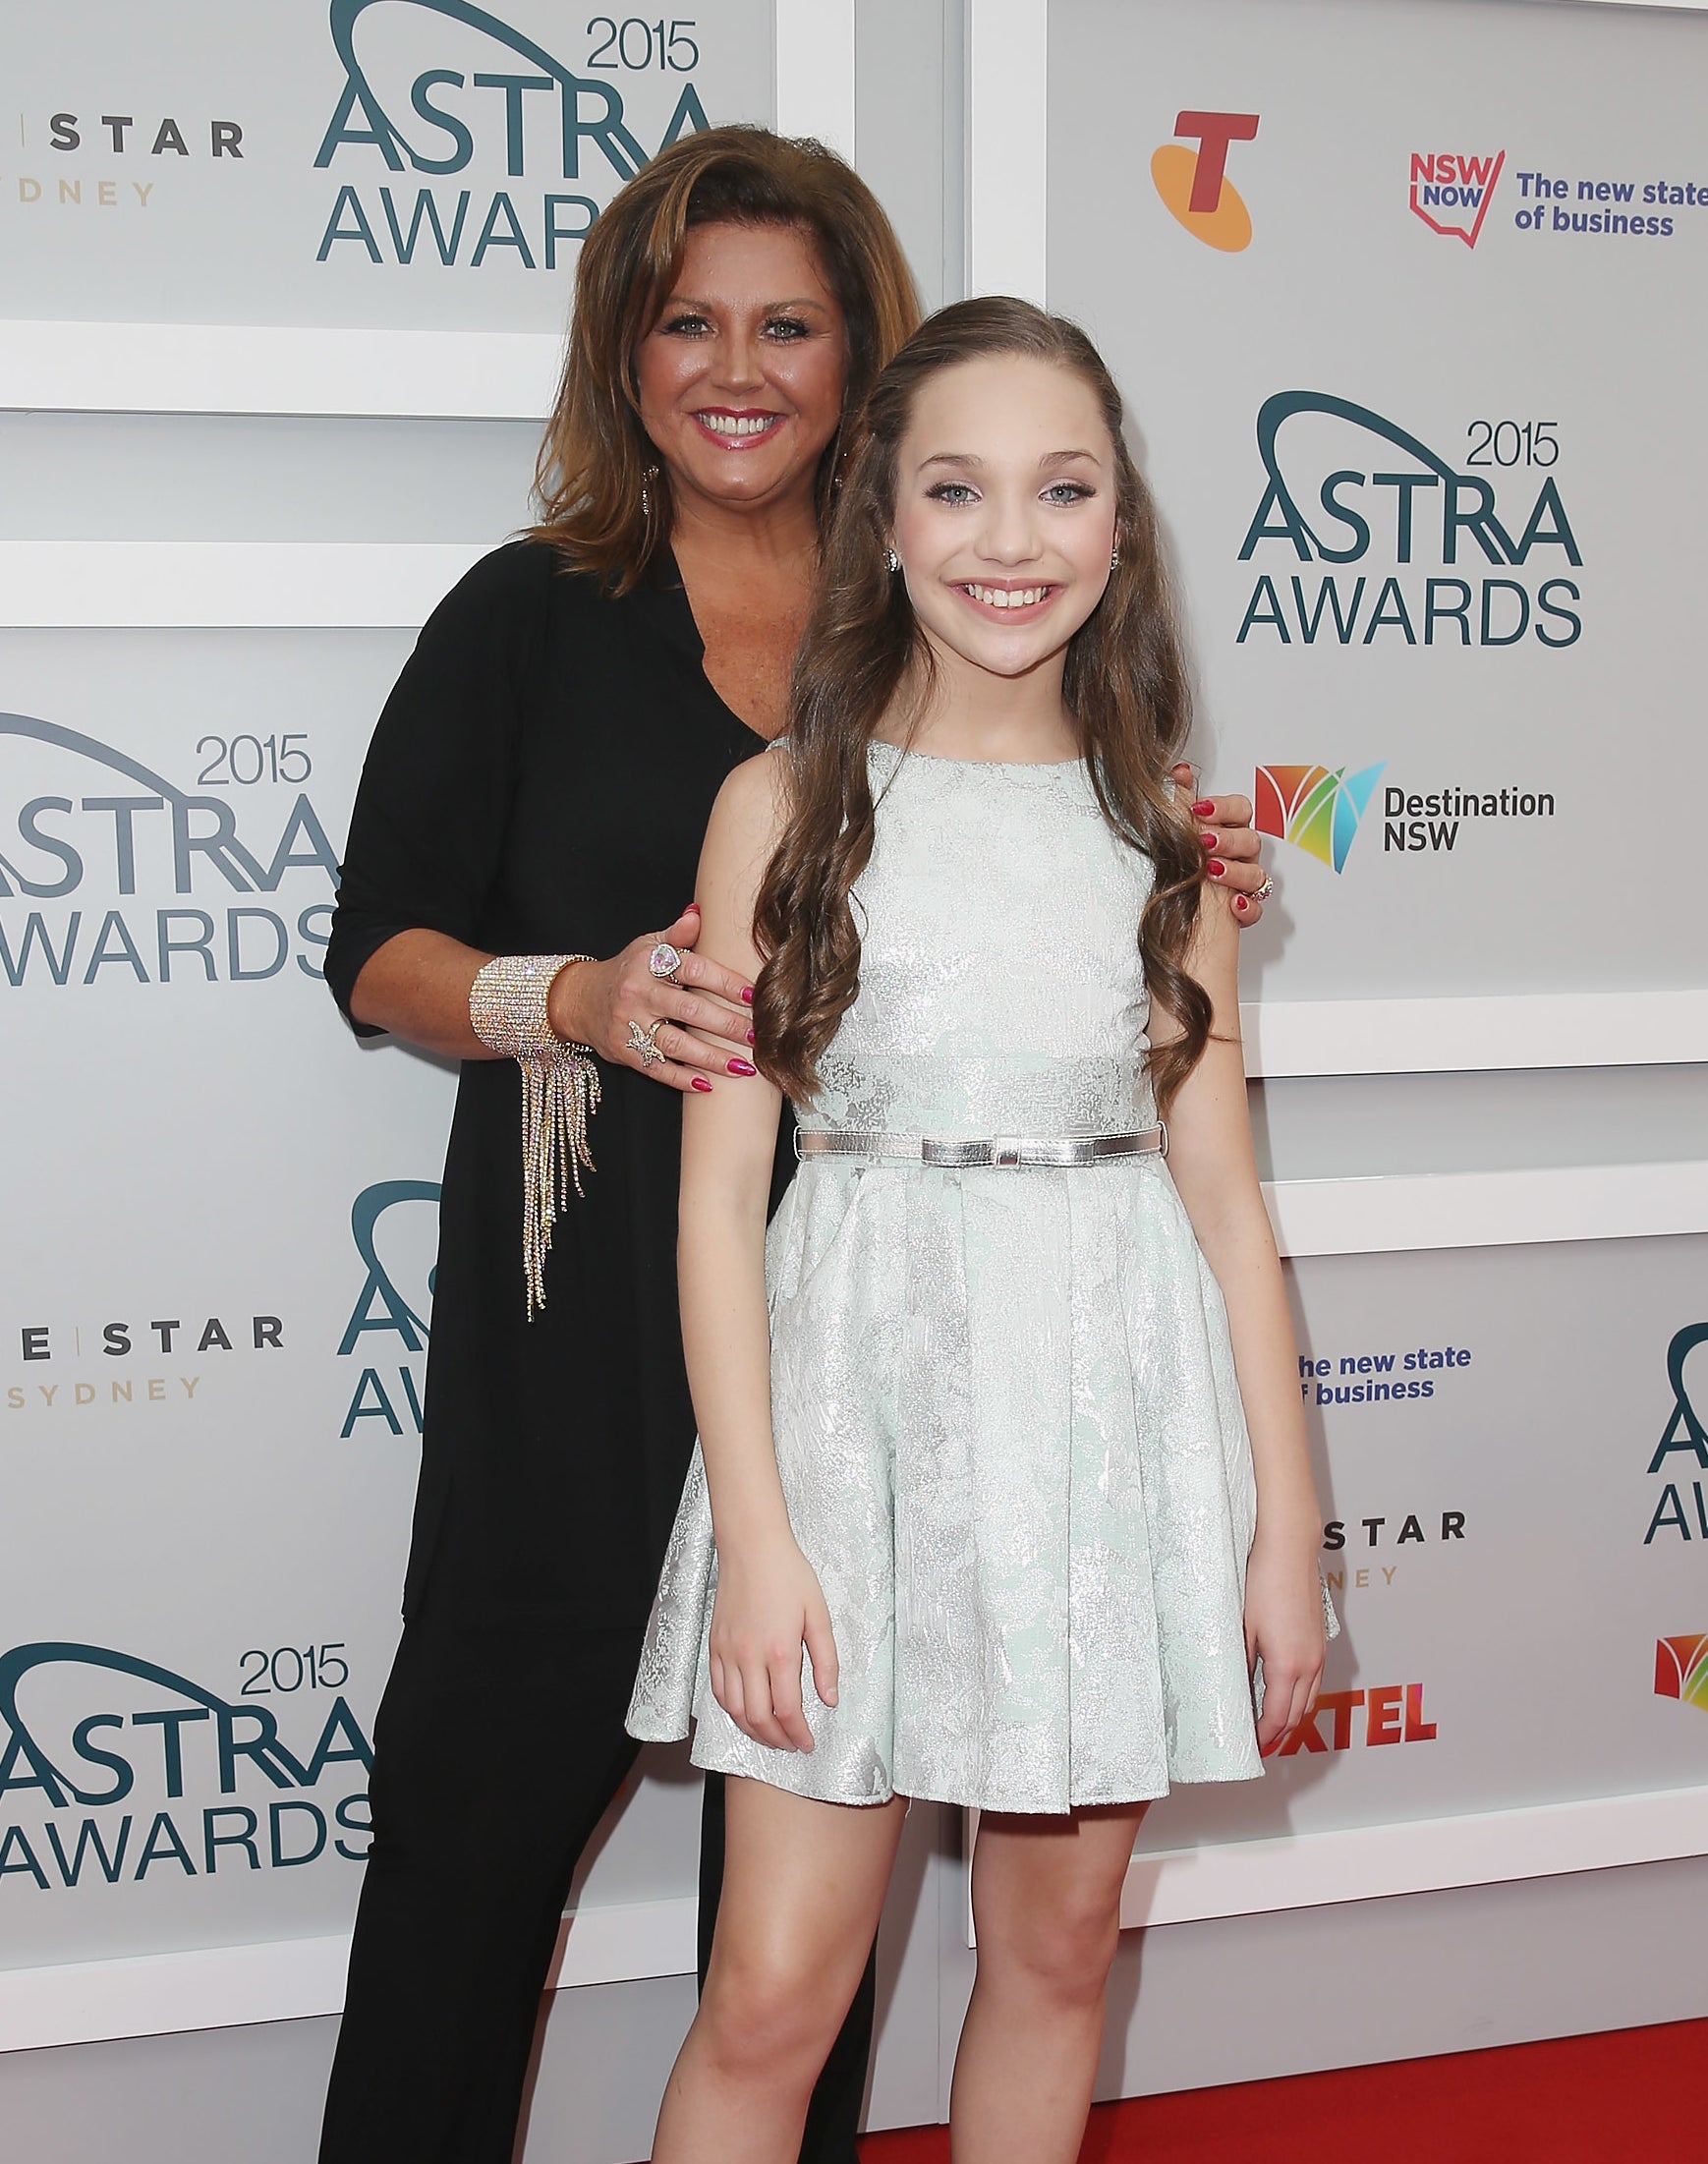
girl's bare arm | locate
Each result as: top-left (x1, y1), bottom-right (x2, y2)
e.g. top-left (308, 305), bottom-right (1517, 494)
top-left (1150, 891), bottom-right (1326, 1748)
top-left (678, 756), bottom-right (839, 1752)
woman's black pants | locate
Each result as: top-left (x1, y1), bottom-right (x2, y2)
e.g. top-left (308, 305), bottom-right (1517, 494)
top-left (316, 1611), bottom-right (877, 2164)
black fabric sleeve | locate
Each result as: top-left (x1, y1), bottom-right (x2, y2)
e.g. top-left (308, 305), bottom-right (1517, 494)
top-left (323, 541), bottom-right (543, 1035)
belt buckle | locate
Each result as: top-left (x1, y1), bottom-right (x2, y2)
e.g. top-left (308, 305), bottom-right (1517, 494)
top-left (990, 1135), bottom-right (1023, 1168)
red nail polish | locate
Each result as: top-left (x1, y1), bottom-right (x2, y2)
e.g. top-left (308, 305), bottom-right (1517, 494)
top-left (1200, 832), bottom-right (1219, 851)
top-left (728, 1057), bottom-right (756, 1076)
top-left (1190, 799), bottom-right (1215, 817)
top-left (746, 1028), bottom-right (755, 1044)
top-left (1234, 894), bottom-right (1250, 912)
top-left (740, 987), bottom-right (755, 1004)
top-left (690, 1076), bottom-right (713, 1092)
top-left (1208, 859), bottom-right (1226, 878)
top-left (682, 901), bottom-right (700, 913)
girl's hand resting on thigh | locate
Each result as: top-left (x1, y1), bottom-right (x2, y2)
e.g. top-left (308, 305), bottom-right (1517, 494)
top-left (709, 1537), bottom-right (840, 1753)
top-left (1243, 1531), bottom-right (1329, 1754)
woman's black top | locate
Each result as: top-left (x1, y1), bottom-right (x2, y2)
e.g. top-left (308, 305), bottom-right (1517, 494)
top-left (325, 538), bottom-right (774, 1627)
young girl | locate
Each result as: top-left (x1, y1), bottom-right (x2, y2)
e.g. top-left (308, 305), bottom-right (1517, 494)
top-left (627, 298), bottom-right (1332, 2164)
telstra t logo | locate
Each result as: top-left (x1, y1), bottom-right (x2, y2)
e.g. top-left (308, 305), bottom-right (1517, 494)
top-left (1151, 110), bottom-right (1260, 251)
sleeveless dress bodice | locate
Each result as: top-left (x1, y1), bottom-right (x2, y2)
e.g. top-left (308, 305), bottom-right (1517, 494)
top-left (628, 743), bottom-right (1266, 1812)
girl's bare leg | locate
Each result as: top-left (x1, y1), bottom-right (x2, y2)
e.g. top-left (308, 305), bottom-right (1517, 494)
top-left (948, 1803), bottom-right (1149, 2164)
top-left (652, 1776), bottom-right (907, 2164)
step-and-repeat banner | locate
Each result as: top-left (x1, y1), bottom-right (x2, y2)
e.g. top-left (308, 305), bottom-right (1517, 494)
top-left (1044, 0), bottom-right (1708, 1853)
top-left (1, 0), bottom-right (771, 1993)
top-left (2, 0), bottom-right (772, 330)
top-left (4, 0), bottom-right (1707, 2010)
top-left (1051, 0), bottom-right (1708, 1003)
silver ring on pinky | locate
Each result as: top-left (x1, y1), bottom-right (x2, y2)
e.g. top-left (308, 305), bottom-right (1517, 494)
top-left (626, 1018), bottom-right (666, 1068)
top-left (648, 941), bottom-right (683, 981)
top-left (1252, 875), bottom-right (1276, 904)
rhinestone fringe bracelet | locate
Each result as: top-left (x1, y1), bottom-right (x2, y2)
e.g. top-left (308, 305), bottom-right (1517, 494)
top-left (470, 953), bottom-right (601, 1321)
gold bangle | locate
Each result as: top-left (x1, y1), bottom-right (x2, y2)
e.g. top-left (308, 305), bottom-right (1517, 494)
top-left (470, 953), bottom-right (601, 1321)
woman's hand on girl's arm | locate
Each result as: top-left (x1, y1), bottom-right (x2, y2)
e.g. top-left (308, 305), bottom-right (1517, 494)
top-left (1152, 882), bottom-right (1327, 1751)
top-left (679, 755), bottom-right (836, 1752)
top-left (547, 907), bottom-right (758, 1090)
top-left (1171, 762), bottom-right (1272, 925)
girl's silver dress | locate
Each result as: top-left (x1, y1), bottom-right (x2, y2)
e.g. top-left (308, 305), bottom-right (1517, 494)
top-left (627, 742), bottom-right (1267, 1812)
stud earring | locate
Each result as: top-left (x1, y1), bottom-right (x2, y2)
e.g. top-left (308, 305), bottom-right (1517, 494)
top-left (884, 546), bottom-right (900, 573)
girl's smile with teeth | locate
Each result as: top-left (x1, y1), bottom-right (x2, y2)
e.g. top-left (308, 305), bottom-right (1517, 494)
top-left (961, 581), bottom-right (1053, 610)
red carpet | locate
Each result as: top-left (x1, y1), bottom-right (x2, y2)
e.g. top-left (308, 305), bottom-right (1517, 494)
top-left (859, 2018), bottom-right (1708, 2162)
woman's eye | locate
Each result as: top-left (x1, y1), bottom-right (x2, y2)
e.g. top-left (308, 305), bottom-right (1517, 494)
top-left (926, 483), bottom-right (978, 505)
top-left (1043, 482), bottom-right (1094, 504)
top-left (764, 316), bottom-right (811, 341)
top-left (660, 313), bottom-right (710, 336)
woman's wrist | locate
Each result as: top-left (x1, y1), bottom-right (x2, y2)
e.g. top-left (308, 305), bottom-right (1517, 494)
top-left (545, 955), bottom-right (597, 1047)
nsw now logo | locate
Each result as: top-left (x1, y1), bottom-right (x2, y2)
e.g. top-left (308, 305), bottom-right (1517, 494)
top-left (1410, 149), bottom-right (1506, 248)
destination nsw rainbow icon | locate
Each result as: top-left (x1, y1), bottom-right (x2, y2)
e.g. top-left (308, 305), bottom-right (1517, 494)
top-left (1654, 1633), bottom-right (1708, 1710)
top-left (1254, 763), bottom-right (1387, 873)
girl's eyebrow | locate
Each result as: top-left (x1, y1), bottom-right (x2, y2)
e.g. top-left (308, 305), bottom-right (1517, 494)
top-left (917, 450), bottom-right (1101, 470)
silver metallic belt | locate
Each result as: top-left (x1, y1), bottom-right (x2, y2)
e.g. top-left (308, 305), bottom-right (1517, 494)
top-left (795, 1123), bottom-right (1167, 1168)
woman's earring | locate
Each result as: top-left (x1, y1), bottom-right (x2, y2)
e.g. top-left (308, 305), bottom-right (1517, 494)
top-left (1110, 540), bottom-right (1120, 571)
top-left (642, 465), bottom-right (659, 520)
top-left (884, 546), bottom-right (901, 574)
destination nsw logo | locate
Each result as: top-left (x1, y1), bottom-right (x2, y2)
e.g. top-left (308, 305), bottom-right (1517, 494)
top-left (0, 714), bottom-right (337, 990)
top-left (313, 0), bottom-right (712, 270)
top-left (336, 1179), bottom-right (440, 1442)
top-left (0, 1642), bottom-right (370, 1895)
top-left (1235, 393), bottom-right (1582, 650)
top-left (1654, 1635), bottom-right (1708, 1712)
top-left (1258, 761), bottom-right (1558, 869)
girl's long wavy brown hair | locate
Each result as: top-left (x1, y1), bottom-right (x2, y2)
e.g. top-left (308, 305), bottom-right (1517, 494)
top-left (753, 299), bottom-right (1213, 1113)
top-left (532, 127), bottom-right (921, 590)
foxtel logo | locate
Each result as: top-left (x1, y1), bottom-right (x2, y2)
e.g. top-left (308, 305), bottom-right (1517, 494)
top-left (1410, 150), bottom-right (1506, 247)
top-left (1268, 1682), bottom-right (1438, 1757)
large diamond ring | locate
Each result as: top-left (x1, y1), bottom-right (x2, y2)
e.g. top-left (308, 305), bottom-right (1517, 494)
top-left (626, 1018), bottom-right (666, 1067)
top-left (648, 941), bottom-right (683, 981)
top-left (1252, 875), bottom-right (1276, 904)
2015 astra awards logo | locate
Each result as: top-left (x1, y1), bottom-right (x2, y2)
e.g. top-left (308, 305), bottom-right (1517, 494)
top-left (336, 1180), bottom-right (440, 1441)
top-left (1642, 1320), bottom-right (1708, 1546)
top-left (0, 1643), bottom-right (371, 1895)
top-left (313, 0), bottom-right (712, 269)
top-left (1236, 391), bottom-right (1582, 651)
top-left (0, 714), bottom-right (337, 990)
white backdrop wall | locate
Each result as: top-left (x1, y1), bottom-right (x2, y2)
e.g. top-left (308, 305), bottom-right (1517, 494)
top-left (3, 5), bottom-right (1707, 2162)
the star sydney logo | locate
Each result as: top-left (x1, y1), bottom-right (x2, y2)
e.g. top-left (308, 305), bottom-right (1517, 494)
top-left (1254, 764), bottom-right (1387, 874)
top-left (1654, 1634), bottom-right (1708, 1712)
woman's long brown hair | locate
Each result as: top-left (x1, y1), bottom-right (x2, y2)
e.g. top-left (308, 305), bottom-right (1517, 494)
top-left (532, 127), bottom-right (921, 590)
top-left (753, 299), bottom-right (1214, 1114)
